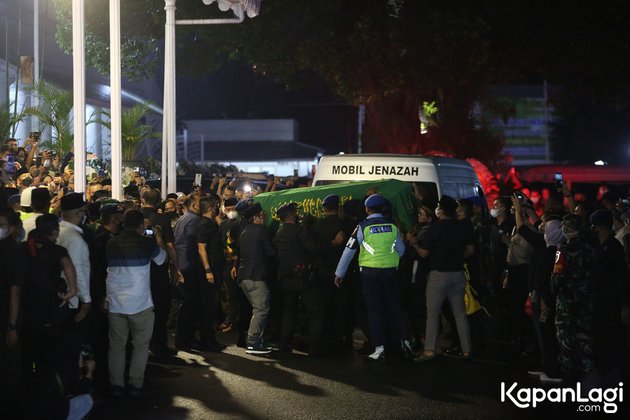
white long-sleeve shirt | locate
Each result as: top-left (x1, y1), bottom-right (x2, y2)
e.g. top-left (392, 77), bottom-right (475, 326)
top-left (58, 220), bottom-right (91, 308)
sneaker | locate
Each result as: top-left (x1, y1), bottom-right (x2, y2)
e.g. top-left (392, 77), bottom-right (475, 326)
top-left (539, 373), bottom-right (563, 385)
top-left (401, 341), bottom-right (415, 361)
top-left (246, 345), bottom-right (272, 355)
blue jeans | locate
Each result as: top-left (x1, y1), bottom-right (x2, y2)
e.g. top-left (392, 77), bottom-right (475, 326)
top-left (239, 279), bottom-right (270, 347)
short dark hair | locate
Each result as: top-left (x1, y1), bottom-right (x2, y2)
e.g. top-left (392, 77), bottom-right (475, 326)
top-left (199, 194), bottom-right (220, 215)
top-left (35, 213), bottom-right (60, 237)
top-left (142, 188), bottom-right (161, 206)
top-left (123, 209), bottom-right (144, 230)
top-left (0, 206), bottom-right (21, 229)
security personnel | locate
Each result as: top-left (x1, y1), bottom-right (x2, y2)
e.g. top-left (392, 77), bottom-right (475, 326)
top-left (551, 214), bottom-right (594, 381)
top-left (334, 194), bottom-right (414, 361)
top-left (311, 194), bottom-right (349, 351)
top-left (273, 202), bottom-right (325, 355)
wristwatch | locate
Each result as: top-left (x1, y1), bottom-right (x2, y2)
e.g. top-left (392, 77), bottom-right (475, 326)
top-left (205, 268), bottom-right (212, 273)
top-left (7, 323), bottom-right (16, 331)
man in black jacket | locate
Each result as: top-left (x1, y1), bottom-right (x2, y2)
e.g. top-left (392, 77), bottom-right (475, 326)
top-left (237, 203), bottom-right (276, 355)
top-left (274, 203), bottom-right (325, 355)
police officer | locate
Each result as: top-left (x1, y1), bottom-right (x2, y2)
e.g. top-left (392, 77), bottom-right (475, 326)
top-left (273, 202), bottom-right (326, 355)
top-left (551, 214), bottom-right (595, 382)
top-left (310, 195), bottom-right (349, 351)
top-left (334, 194), bottom-right (414, 361)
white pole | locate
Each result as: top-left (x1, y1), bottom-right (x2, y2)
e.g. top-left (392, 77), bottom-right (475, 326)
top-left (72, 0), bottom-right (86, 194)
top-left (164, 0), bottom-right (177, 194)
top-left (109, 0), bottom-right (122, 200)
top-left (32, 0), bottom-right (39, 131)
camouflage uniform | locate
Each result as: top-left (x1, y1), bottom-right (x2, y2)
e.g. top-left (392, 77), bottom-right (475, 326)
top-left (550, 238), bottom-right (595, 378)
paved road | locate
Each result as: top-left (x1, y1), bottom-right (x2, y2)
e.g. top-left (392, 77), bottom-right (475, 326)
top-left (88, 333), bottom-right (626, 419)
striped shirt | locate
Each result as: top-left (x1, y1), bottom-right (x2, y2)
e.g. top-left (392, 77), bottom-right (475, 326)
top-left (106, 229), bottom-right (167, 315)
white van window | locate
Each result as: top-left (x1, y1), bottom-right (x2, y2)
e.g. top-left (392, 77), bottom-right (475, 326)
top-left (440, 182), bottom-right (478, 200)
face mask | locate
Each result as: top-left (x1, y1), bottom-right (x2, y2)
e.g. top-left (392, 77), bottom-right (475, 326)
top-left (490, 208), bottom-right (500, 218)
top-left (0, 227), bottom-right (9, 240)
top-left (544, 220), bottom-right (564, 247)
top-left (81, 214), bottom-right (88, 225)
top-left (435, 208), bottom-right (440, 218)
top-left (226, 210), bottom-right (238, 220)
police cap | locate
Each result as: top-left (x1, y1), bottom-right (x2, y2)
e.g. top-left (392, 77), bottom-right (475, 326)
top-left (364, 194), bottom-right (385, 209)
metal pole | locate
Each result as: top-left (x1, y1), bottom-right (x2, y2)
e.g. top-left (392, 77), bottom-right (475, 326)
top-left (109, 0), bottom-right (122, 200)
top-left (543, 80), bottom-right (550, 163)
top-left (33, 0), bottom-right (39, 131)
top-left (164, 0), bottom-right (177, 194)
top-left (357, 103), bottom-right (365, 154)
top-left (72, 0), bottom-right (86, 194)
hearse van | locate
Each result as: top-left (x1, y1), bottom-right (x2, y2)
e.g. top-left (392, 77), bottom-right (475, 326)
top-left (312, 153), bottom-right (485, 204)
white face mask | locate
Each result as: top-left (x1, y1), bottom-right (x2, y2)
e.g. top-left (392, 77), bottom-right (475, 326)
top-left (226, 210), bottom-right (238, 220)
top-left (435, 208), bottom-right (441, 218)
top-left (0, 227), bottom-right (10, 240)
top-left (490, 208), bottom-right (500, 218)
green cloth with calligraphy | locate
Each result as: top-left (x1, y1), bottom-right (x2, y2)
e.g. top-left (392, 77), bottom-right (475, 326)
top-left (253, 179), bottom-right (416, 234)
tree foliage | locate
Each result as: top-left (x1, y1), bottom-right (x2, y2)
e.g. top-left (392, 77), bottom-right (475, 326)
top-left (53, 0), bottom-right (630, 165)
top-left (24, 81), bottom-right (74, 156)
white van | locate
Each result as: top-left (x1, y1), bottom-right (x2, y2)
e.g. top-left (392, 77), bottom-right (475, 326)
top-left (312, 153), bottom-right (486, 204)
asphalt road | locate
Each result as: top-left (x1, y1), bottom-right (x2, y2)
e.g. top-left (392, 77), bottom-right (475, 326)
top-left (88, 332), bottom-right (627, 420)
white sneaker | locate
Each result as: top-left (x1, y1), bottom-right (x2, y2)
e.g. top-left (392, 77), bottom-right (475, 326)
top-left (539, 373), bottom-right (563, 384)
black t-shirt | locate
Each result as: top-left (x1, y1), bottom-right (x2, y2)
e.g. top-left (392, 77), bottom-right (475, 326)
top-left (420, 218), bottom-right (475, 272)
top-left (21, 239), bottom-right (70, 328)
top-left (0, 237), bottom-right (24, 329)
top-left (196, 217), bottom-right (224, 269)
top-left (142, 207), bottom-right (175, 244)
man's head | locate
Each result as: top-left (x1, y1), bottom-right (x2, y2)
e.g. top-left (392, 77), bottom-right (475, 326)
top-left (100, 203), bottom-right (125, 234)
top-left (223, 185), bottom-right (236, 200)
top-left (4, 138), bottom-right (18, 153)
top-left (60, 192), bottom-right (87, 226)
top-left (456, 199), bottom-right (473, 221)
top-left (20, 187), bottom-right (35, 212)
top-left (123, 209), bottom-right (145, 235)
top-left (86, 179), bottom-right (103, 203)
top-left (242, 203), bottom-right (264, 224)
top-left (186, 192), bottom-right (201, 215)
top-left (364, 194), bottom-right (385, 215)
top-left (590, 209), bottom-right (613, 239)
top-left (199, 194), bottom-right (220, 218)
top-left (322, 194), bottom-right (340, 215)
top-left (222, 197), bottom-right (238, 219)
top-left (0, 206), bottom-right (22, 241)
top-left (35, 213), bottom-right (61, 242)
top-left (276, 202), bottom-right (298, 223)
top-left (163, 198), bottom-right (177, 214)
top-left (436, 195), bottom-right (458, 220)
top-left (30, 188), bottom-right (51, 213)
top-left (141, 188), bottom-right (161, 208)
top-left (491, 196), bottom-right (511, 219)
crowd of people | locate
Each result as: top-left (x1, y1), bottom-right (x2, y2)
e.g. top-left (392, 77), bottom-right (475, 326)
top-left (1, 134), bottom-right (630, 418)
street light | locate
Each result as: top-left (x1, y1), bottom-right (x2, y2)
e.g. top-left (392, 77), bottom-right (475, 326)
top-left (161, 0), bottom-right (262, 198)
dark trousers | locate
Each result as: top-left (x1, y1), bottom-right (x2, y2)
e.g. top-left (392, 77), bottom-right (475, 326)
top-left (360, 267), bottom-right (410, 348)
top-left (223, 261), bottom-right (240, 325)
top-left (199, 264), bottom-right (224, 344)
top-left (321, 268), bottom-right (353, 347)
top-left (150, 264), bottom-right (172, 350)
top-left (175, 268), bottom-right (203, 347)
top-left (507, 264), bottom-right (532, 350)
top-left (280, 275), bottom-right (326, 354)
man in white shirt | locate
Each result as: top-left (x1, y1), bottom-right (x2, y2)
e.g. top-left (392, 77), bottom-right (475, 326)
top-left (57, 192), bottom-right (92, 334)
top-left (21, 188), bottom-right (51, 240)
top-left (106, 209), bottom-right (167, 397)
